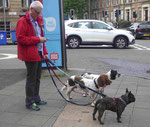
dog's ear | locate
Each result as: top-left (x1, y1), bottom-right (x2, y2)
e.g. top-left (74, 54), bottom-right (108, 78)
top-left (105, 78), bottom-right (112, 85)
top-left (126, 88), bottom-right (129, 93)
top-left (98, 75), bottom-right (111, 87)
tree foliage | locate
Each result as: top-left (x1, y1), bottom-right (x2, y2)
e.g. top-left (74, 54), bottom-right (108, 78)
top-left (63, 0), bottom-right (88, 19)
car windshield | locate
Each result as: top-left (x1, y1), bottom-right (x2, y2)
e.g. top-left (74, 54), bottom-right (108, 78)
top-left (130, 23), bottom-right (139, 28)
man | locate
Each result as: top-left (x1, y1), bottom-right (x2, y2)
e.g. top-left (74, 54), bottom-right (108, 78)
top-left (16, 1), bottom-right (48, 111)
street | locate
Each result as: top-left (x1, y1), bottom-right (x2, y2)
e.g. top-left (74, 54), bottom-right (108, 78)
top-left (0, 39), bottom-right (150, 90)
top-left (67, 39), bottom-right (150, 79)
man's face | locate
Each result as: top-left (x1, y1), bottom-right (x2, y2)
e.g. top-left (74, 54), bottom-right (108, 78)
top-left (31, 7), bottom-right (42, 18)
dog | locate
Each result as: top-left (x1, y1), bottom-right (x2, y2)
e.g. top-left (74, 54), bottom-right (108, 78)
top-left (81, 69), bottom-right (121, 97)
top-left (61, 73), bottom-right (112, 106)
top-left (81, 69), bottom-right (121, 80)
top-left (93, 88), bottom-right (135, 125)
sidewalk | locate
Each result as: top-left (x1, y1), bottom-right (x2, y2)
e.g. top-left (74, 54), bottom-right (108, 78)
top-left (0, 69), bottom-right (150, 127)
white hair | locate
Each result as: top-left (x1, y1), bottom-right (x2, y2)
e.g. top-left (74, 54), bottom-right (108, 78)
top-left (30, 1), bottom-right (43, 9)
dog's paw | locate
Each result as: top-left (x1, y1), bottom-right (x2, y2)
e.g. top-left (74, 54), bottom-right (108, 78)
top-left (82, 93), bottom-right (87, 97)
top-left (69, 96), bottom-right (72, 99)
top-left (100, 121), bottom-right (104, 125)
top-left (117, 120), bottom-right (122, 123)
top-left (91, 102), bottom-right (95, 107)
top-left (93, 117), bottom-right (96, 120)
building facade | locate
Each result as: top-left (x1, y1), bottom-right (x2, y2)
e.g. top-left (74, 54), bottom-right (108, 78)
top-left (0, 0), bottom-right (149, 39)
top-left (0, 0), bottom-right (32, 38)
top-left (86, 0), bottom-right (150, 23)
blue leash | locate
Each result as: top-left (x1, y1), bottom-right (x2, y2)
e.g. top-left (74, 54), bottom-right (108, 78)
top-left (45, 59), bottom-right (97, 106)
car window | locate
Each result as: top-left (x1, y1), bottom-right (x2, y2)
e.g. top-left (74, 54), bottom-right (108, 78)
top-left (77, 21), bottom-right (92, 29)
top-left (147, 24), bottom-right (150, 29)
top-left (92, 22), bottom-right (108, 29)
top-left (67, 22), bottom-right (78, 28)
top-left (139, 24), bottom-right (147, 29)
top-left (67, 21), bottom-right (92, 29)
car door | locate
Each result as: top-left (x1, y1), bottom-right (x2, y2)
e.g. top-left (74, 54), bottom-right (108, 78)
top-left (91, 21), bottom-right (114, 42)
top-left (74, 21), bottom-right (94, 42)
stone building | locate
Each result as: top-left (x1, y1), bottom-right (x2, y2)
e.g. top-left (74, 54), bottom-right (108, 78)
top-left (0, 0), bottom-right (149, 39)
top-left (86, 0), bottom-right (150, 23)
top-left (0, 0), bottom-right (32, 38)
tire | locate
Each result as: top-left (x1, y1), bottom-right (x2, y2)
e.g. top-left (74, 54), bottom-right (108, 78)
top-left (67, 36), bottom-right (80, 49)
top-left (113, 37), bottom-right (127, 49)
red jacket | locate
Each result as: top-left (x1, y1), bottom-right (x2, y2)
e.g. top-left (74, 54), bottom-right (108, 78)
top-left (16, 12), bottom-right (48, 62)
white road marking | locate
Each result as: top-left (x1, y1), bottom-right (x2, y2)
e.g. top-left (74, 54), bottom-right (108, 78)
top-left (0, 53), bottom-right (17, 60)
top-left (134, 44), bottom-right (150, 50)
top-left (68, 68), bottom-right (86, 71)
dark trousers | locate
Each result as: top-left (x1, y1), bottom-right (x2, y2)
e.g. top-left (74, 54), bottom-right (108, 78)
top-left (25, 58), bottom-right (42, 106)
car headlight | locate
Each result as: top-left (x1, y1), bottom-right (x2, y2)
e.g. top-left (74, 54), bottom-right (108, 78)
top-left (127, 31), bottom-right (133, 35)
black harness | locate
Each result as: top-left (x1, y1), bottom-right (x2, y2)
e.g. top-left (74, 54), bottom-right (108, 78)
top-left (94, 78), bottom-right (99, 89)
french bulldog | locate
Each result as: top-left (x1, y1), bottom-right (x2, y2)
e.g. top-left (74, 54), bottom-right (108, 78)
top-left (93, 88), bottom-right (135, 125)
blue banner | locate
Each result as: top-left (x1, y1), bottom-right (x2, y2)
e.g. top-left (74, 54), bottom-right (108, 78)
top-left (42, 0), bottom-right (63, 67)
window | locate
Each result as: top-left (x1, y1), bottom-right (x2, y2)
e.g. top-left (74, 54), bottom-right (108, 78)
top-left (0, 21), bottom-right (10, 38)
top-left (102, 0), bottom-right (104, 8)
top-left (92, 22), bottom-right (108, 29)
top-left (21, 0), bottom-right (31, 8)
top-left (111, 0), bottom-right (114, 6)
top-left (116, 0), bottom-right (119, 5)
top-left (0, 0), bottom-right (9, 8)
top-left (106, 0), bottom-right (109, 7)
top-left (138, 7), bottom-right (141, 21)
top-left (121, 0), bottom-right (124, 4)
top-left (68, 22), bottom-right (92, 29)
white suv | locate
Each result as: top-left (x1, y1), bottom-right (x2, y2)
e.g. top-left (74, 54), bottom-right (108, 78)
top-left (65, 19), bottom-right (135, 49)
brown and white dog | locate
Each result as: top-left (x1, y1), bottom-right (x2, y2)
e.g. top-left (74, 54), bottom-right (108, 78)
top-left (61, 70), bottom-right (120, 106)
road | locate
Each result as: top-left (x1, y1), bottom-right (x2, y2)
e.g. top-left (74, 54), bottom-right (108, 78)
top-left (0, 39), bottom-right (150, 90)
top-left (67, 39), bottom-right (150, 79)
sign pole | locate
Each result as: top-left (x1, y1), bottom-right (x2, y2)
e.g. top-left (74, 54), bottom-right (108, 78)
top-left (3, 0), bottom-right (6, 31)
top-left (59, 0), bottom-right (67, 70)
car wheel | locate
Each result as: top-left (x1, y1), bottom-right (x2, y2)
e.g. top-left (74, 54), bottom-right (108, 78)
top-left (114, 37), bottom-right (127, 49)
top-left (67, 36), bottom-right (80, 49)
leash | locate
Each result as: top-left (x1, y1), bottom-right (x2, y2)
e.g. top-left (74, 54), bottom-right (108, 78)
top-left (47, 60), bottom-right (88, 95)
top-left (45, 59), bottom-right (98, 106)
top-left (45, 58), bottom-right (106, 98)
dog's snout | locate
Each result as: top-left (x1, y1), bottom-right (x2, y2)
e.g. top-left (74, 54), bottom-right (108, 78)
top-left (118, 73), bottom-right (121, 77)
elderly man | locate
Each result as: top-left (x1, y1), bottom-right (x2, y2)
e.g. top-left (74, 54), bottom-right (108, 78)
top-left (16, 1), bottom-right (48, 111)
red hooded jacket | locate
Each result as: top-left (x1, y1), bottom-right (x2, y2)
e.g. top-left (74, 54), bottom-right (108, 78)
top-left (16, 12), bottom-right (48, 62)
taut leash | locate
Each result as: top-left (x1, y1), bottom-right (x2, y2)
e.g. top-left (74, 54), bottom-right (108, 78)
top-left (45, 58), bottom-right (106, 98)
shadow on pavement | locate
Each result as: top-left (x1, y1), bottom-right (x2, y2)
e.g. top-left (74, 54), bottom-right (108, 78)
top-left (0, 69), bottom-right (26, 90)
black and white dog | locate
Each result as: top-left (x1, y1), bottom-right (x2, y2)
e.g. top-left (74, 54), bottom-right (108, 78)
top-left (62, 69), bottom-right (121, 106)
top-left (81, 70), bottom-right (121, 81)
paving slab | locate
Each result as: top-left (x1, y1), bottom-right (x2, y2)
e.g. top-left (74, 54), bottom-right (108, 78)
top-left (53, 104), bottom-right (103, 127)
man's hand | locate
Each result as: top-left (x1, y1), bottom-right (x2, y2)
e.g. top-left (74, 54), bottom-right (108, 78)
top-left (44, 54), bottom-right (48, 59)
top-left (40, 37), bottom-right (47, 43)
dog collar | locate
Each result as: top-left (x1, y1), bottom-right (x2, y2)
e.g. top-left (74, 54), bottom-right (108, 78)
top-left (94, 78), bottom-right (99, 89)
top-left (119, 97), bottom-right (127, 105)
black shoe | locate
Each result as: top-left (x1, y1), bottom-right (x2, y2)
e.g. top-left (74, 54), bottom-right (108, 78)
top-left (26, 103), bottom-right (40, 111)
top-left (36, 100), bottom-right (47, 105)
